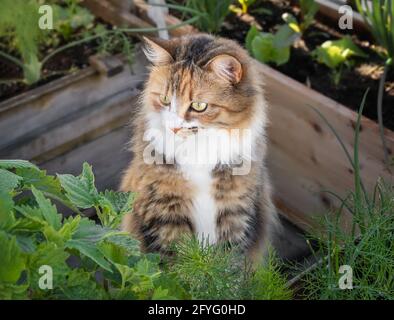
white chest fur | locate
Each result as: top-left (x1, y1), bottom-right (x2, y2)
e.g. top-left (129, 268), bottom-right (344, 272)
top-left (180, 164), bottom-right (218, 244)
top-left (145, 104), bottom-right (266, 244)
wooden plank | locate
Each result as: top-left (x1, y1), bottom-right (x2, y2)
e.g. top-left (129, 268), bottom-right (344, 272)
top-left (41, 126), bottom-right (132, 192)
top-left (260, 62), bottom-right (394, 231)
top-left (315, 0), bottom-right (371, 36)
top-left (135, 11), bottom-right (394, 232)
top-left (0, 93), bottom-right (139, 162)
top-left (0, 52), bottom-right (147, 151)
top-left (82, 0), bottom-right (152, 30)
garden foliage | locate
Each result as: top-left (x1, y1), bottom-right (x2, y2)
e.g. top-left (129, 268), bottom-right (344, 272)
top-left (0, 160), bottom-right (291, 300)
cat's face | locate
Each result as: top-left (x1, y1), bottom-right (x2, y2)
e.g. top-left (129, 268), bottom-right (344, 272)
top-left (142, 34), bottom-right (259, 137)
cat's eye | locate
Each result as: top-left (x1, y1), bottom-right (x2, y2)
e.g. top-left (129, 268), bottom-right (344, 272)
top-left (159, 94), bottom-right (171, 106)
top-left (190, 102), bottom-right (208, 112)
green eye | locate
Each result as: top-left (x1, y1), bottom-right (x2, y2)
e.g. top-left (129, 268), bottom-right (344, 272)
top-left (159, 94), bottom-right (171, 106)
top-left (191, 102), bottom-right (208, 112)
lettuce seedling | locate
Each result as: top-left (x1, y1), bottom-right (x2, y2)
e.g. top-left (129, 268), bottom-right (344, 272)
top-left (246, 24), bottom-right (300, 66)
top-left (312, 36), bottom-right (368, 86)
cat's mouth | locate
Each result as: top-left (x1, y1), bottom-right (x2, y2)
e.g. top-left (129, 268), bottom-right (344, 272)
top-left (171, 126), bottom-right (199, 136)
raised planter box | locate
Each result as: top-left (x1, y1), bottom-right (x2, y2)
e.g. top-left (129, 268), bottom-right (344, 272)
top-left (82, 0), bottom-right (195, 37)
top-left (0, 51), bottom-right (148, 190)
top-left (127, 1), bottom-right (394, 234)
top-left (0, 4), bottom-right (153, 191)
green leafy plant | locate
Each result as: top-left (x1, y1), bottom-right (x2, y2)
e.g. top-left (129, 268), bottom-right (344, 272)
top-left (0, 160), bottom-right (186, 300)
top-left (281, 0), bottom-right (319, 34)
top-left (246, 24), bottom-right (300, 66)
top-left (299, 0), bottom-right (319, 32)
top-left (179, 0), bottom-right (234, 33)
top-left (356, 0), bottom-right (394, 167)
top-left (0, 0), bottom-right (99, 85)
top-left (303, 92), bottom-right (394, 299)
top-left (169, 236), bottom-right (292, 300)
top-left (0, 0), bottom-right (198, 86)
top-left (0, 0), bottom-right (43, 84)
top-left (312, 36), bottom-right (368, 86)
top-left (0, 160), bottom-right (291, 300)
top-left (230, 0), bottom-right (256, 15)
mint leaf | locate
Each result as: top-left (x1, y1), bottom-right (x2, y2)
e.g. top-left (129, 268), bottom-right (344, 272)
top-left (65, 219), bottom-right (118, 272)
top-left (0, 231), bottom-right (26, 283)
top-left (0, 192), bottom-right (15, 230)
top-left (60, 269), bottom-right (107, 300)
top-left (16, 168), bottom-right (64, 198)
top-left (0, 283), bottom-right (28, 300)
top-left (0, 159), bottom-right (39, 170)
top-left (0, 168), bottom-right (22, 193)
top-left (97, 190), bottom-right (135, 228)
top-left (66, 239), bottom-right (112, 272)
top-left (101, 190), bottom-right (135, 215)
top-left (58, 163), bottom-right (99, 209)
top-left (28, 242), bottom-right (69, 294)
top-left (31, 186), bottom-right (62, 230)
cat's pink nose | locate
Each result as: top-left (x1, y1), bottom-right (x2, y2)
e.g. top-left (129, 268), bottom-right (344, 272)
top-left (171, 127), bottom-right (181, 134)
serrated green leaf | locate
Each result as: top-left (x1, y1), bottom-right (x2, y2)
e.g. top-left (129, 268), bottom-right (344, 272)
top-left (58, 163), bottom-right (99, 209)
top-left (101, 190), bottom-right (135, 214)
top-left (11, 215), bottom-right (45, 233)
top-left (99, 241), bottom-right (128, 265)
top-left (0, 168), bottom-right (22, 192)
top-left (15, 205), bottom-right (46, 225)
top-left (16, 167), bottom-right (64, 199)
top-left (31, 186), bottom-right (62, 230)
top-left (60, 269), bottom-right (107, 300)
top-left (0, 231), bottom-right (26, 283)
top-left (97, 191), bottom-right (135, 228)
top-left (59, 215), bottom-right (81, 241)
top-left (152, 286), bottom-right (170, 300)
top-left (66, 239), bottom-right (112, 272)
top-left (0, 191), bottom-right (15, 230)
top-left (0, 159), bottom-right (39, 170)
top-left (0, 283), bottom-right (28, 300)
top-left (70, 218), bottom-right (117, 243)
top-left (28, 242), bottom-right (69, 294)
top-left (106, 234), bottom-right (140, 257)
top-left (15, 234), bottom-right (36, 253)
top-left (65, 219), bottom-right (117, 272)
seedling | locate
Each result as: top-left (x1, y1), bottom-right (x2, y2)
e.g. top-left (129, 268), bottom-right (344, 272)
top-left (312, 36), bottom-right (368, 86)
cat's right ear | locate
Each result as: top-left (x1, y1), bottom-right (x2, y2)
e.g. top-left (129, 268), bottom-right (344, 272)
top-left (142, 37), bottom-right (173, 66)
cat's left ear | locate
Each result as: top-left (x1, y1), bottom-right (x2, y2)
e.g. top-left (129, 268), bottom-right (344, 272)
top-left (205, 54), bottom-right (243, 84)
top-left (142, 36), bottom-right (173, 66)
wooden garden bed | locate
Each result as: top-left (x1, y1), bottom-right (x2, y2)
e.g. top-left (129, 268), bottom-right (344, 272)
top-left (0, 2), bottom-right (154, 191)
top-left (0, 51), bottom-right (148, 190)
top-left (124, 0), bottom-right (394, 235)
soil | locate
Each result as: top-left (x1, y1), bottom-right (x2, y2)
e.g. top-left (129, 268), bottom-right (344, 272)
top-left (0, 20), bottom-right (137, 103)
top-left (174, 0), bottom-right (394, 130)
top-left (0, 41), bottom-right (97, 102)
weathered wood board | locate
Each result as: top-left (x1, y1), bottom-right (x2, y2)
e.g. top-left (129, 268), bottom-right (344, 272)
top-left (125, 3), bottom-right (394, 233)
top-left (41, 126), bottom-right (132, 191)
top-left (0, 51), bottom-right (148, 166)
top-left (261, 63), bottom-right (394, 231)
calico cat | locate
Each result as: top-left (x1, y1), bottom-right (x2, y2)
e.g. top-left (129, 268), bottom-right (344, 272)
top-left (120, 34), bottom-right (278, 262)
